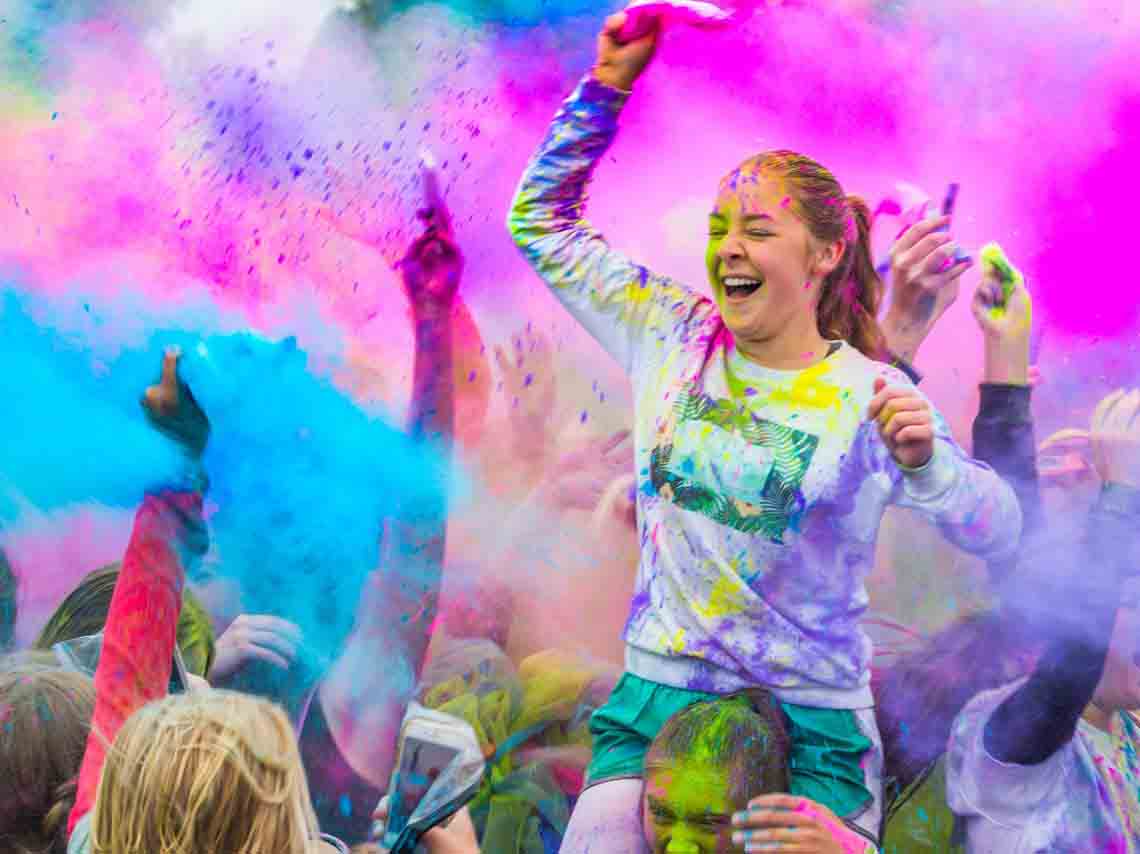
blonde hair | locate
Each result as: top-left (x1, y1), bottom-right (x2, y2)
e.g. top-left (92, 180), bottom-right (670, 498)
top-left (90, 690), bottom-right (318, 854)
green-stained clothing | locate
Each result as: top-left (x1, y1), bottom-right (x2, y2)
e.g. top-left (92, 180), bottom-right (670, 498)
top-left (420, 644), bottom-right (602, 854)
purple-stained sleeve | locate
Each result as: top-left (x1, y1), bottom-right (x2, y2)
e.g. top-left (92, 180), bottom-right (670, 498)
top-left (507, 75), bottom-right (713, 377)
top-left (859, 366), bottom-right (1023, 563)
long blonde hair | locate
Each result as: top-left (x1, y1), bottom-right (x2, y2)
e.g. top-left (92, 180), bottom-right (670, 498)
top-left (90, 690), bottom-right (318, 854)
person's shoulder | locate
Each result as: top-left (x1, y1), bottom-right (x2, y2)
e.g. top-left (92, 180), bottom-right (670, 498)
top-left (826, 345), bottom-right (914, 405)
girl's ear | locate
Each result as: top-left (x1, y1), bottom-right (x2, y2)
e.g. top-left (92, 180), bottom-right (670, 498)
top-left (812, 239), bottom-right (846, 279)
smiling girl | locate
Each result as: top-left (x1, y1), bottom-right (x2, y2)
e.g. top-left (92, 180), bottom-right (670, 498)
top-left (508, 11), bottom-right (1020, 850)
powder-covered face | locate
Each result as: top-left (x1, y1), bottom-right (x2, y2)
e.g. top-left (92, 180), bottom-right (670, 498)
top-left (642, 761), bottom-right (740, 854)
top-left (1095, 604), bottom-right (1140, 711)
top-left (705, 170), bottom-right (842, 353)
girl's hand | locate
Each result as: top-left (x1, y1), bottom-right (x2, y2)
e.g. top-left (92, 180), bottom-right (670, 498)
top-left (868, 378), bottom-right (935, 470)
top-left (732, 795), bottom-right (873, 853)
top-left (593, 11), bottom-right (659, 91)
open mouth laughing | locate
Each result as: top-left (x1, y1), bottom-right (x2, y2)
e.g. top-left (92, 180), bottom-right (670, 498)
top-left (722, 276), bottom-right (764, 300)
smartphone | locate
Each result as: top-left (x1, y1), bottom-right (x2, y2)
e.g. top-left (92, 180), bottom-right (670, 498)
top-left (381, 719), bottom-right (466, 846)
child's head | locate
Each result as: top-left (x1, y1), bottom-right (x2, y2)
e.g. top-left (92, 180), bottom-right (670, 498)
top-left (707, 152), bottom-right (884, 359)
top-left (91, 690), bottom-right (322, 854)
top-left (642, 692), bottom-right (790, 854)
top-left (34, 563), bottom-right (216, 677)
top-left (0, 660), bottom-right (95, 854)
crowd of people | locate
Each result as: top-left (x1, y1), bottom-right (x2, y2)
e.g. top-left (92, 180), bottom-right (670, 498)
top-left (3, 9), bottom-right (1139, 854)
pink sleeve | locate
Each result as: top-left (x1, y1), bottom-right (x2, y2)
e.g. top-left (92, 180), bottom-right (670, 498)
top-left (68, 490), bottom-right (202, 836)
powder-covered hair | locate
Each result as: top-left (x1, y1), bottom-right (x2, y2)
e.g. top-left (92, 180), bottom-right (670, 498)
top-left (645, 690), bottom-right (790, 806)
top-left (0, 659), bottom-right (96, 854)
top-left (734, 151), bottom-right (886, 360)
top-left (34, 563), bottom-right (216, 677)
top-left (91, 690), bottom-right (318, 854)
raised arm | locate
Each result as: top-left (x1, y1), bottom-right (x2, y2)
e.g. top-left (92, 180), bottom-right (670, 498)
top-left (983, 391), bottom-right (1140, 765)
top-left (315, 199), bottom-right (462, 798)
top-left (507, 13), bottom-right (709, 375)
top-left (391, 198), bottom-right (459, 663)
top-left (69, 350), bottom-right (209, 836)
top-left (970, 264), bottom-right (1041, 576)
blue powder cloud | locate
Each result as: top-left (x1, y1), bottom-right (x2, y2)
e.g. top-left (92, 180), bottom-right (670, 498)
top-left (2, 284), bottom-right (451, 663)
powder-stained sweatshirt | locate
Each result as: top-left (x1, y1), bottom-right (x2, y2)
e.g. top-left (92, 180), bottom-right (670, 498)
top-left (507, 76), bottom-right (1021, 709)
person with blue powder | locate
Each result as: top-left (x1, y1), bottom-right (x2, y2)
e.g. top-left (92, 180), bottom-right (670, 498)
top-left (507, 9), bottom-right (1021, 850)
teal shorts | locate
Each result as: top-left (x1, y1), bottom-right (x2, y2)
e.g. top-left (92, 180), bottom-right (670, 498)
top-left (586, 672), bottom-right (875, 821)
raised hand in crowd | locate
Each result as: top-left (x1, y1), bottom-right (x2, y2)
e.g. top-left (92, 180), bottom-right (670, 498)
top-left (400, 168), bottom-right (462, 319)
top-left (494, 325), bottom-right (557, 452)
top-left (142, 346), bottom-right (210, 458)
top-left (592, 8), bottom-right (660, 92)
top-left (881, 213), bottom-right (973, 365)
top-left (971, 261), bottom-right (1032, 386)
top-left (539, 428), bottom-right (633, 513)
